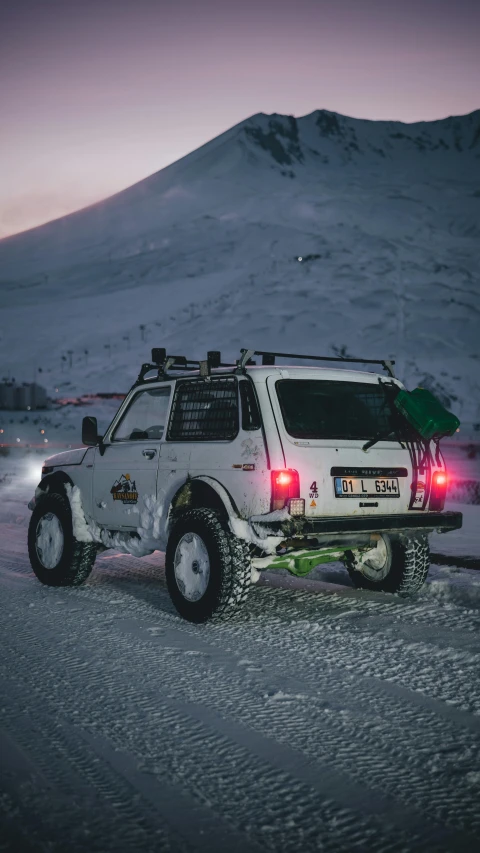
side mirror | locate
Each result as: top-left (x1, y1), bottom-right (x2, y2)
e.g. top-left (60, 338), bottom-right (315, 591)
top-left (82, 416), bottom-right (99, 446)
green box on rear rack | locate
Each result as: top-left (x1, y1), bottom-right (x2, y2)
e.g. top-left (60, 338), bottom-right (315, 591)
top-left (394, 388), bottom-right (460, 441)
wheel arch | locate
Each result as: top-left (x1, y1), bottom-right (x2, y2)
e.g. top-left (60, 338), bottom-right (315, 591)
top-left (170, 476), bottom-right (239, 523)
top-left (37, 470), bottom-right (74, 497)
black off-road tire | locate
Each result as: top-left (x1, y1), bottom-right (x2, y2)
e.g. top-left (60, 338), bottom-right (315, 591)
top-left (345, 534), bottom-right (430, 597)
top-left (28, 491), bottom-right (97, 587)
top-left (165, 508), bottom-right (251, 623)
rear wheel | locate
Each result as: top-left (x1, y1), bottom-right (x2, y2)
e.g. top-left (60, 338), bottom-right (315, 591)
top-left (28, 492), bottom-right (97, 586)
top-left (344, 534), bottom-right (430, 597)
top-left (165, 508), bottom-right (251, 623)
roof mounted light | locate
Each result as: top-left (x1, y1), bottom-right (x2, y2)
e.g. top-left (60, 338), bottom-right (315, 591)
top-left (151, 348), bottom-right (166, 365)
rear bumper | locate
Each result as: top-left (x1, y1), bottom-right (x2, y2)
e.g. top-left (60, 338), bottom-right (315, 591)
top-left (251, 511), bottom-right (463, 539)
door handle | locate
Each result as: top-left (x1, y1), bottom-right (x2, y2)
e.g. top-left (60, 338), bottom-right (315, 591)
top-left (142, 448), bottom-right (157, 459)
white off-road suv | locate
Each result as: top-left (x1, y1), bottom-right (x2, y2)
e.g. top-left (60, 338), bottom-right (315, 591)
top-left (28, 348), bottom-right (462, 622)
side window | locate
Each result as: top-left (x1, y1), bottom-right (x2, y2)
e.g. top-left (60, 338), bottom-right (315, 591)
top-left (239, 380), bottom-right (262, 431)
top-left (167, 378), bottom-right (238, 441)
top-left (112, 387), bottom-right (171, 441)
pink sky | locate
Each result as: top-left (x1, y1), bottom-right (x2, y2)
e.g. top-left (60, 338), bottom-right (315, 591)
top-left (1, 0), bottom-right (479, 238)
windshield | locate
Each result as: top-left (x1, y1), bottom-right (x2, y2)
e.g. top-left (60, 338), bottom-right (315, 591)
top-left (276, 379), bottom-right (404, 441)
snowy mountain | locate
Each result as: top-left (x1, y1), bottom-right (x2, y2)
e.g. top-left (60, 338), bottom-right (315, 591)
top-left (1, 108), bottom-right (479, 427)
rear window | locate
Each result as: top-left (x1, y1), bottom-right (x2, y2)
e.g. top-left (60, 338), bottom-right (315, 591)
top-left (168, 378), bottom-right (238, 441)
top-left (239, 380), bottom-right (262, 431)
top-left (276, 379), bottom-right (403, 440)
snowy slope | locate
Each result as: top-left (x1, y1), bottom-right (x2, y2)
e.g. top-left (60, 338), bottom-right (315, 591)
top-left (0, 109), bottom-right (479, 425)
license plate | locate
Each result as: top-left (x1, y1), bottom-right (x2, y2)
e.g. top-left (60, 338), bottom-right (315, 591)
top-left (334, 477), bottom-right (400, 498)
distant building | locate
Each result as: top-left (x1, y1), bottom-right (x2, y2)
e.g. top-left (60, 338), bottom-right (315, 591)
top-left (0, 384), bottom-right (15, 409)
top-left (28, 383), bottom-right (48, 409)
top-left (0, 382), bottom-right (48, 410)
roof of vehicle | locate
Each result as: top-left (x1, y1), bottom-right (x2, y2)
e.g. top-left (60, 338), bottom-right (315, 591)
top-left (137, 365), bottom-right (402, 387)
top-left (244, 365), bottom-right (402, 385)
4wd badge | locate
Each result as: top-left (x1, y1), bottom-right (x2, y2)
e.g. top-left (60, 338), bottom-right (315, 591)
top-left (111, 474), bottom-right (138, 505)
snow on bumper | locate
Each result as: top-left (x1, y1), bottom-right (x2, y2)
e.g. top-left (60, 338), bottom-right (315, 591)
top-left (249, 510), bottom-right (463, 539)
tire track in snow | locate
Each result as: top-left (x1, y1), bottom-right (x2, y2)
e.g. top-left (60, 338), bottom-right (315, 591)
top-left (2, 518), bottom-right (480, 850)
top-left (0, 678), bottom-right (188, 853)
top-left (79, 560), bottom-right (480, 721)
top-left (15, 568), bottom-right (480, 738)
top-left (1, 593), bottom-right (479, 850)
top-left (77, 728), bottom-right (269, 853)
top-left (96, 613), bottom-right (480, 843)
top-left (6, 543), bottom-right (480, 728)
top-left (1, 659), bottom-right (408, 853)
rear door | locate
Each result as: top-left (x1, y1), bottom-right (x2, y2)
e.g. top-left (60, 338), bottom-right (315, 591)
top-left (159, 376), bottom-right (269, 517)
top-left (267, 373), bottom-right (413, 517)
top-left (92, 384), bottom-right (172, 528)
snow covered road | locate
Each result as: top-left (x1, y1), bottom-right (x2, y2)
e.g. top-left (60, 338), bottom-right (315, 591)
top-left (1, 459), bottom-right (480, 852)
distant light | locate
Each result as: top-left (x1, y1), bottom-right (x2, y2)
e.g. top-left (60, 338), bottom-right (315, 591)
top-left (55, 388), bottom-right (59, 393)
top-left (0, 429), bottom-right (3, 434)
top-left (16, 437), bottom-right (21, 442)
top-left (27, 406), bottom-right (31, 411)
top-left (456, 428), bottom-right (460, 432)
top-left (44, 438), bottom-right (48, 443)
top-left (27, 463), bottom-right (43, 483)
top-left (40, 429), bottom-right (45, 434)
top-left (297, 256), bottom-right (303, 262)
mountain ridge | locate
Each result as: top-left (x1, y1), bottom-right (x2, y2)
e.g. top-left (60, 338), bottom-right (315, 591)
top-left (1, 107), bottom-right (479, 247)
top-left (0, 107), bottom-right (479, 426)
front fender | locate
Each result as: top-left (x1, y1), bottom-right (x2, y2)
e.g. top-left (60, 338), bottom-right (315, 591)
top-left (28, 470), bottom-right (74, 511)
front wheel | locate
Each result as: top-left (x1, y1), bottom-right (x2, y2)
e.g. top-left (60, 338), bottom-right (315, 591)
top-left (28, 491), bottom-right (97, 586)
top-left (165, 509), bottom-right (251, 623)
top-left (344, 534), bottom-right (430, 597)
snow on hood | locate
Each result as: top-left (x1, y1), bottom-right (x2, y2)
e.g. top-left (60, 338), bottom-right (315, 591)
top-left (46, 448), bottom-right (89, 467)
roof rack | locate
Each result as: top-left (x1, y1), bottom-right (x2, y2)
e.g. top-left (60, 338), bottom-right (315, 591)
top-left (237, 349), bottom-right (395, 377)
top-left (134, 347), bottom-right (395, 386)
top-left (134, 349), bottom-right (237, 385)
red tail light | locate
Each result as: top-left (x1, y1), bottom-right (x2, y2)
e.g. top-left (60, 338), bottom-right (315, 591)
top-left (430, 470), bottom-right (447, 511)
top-left (271, 469), bottom-right (300, 511)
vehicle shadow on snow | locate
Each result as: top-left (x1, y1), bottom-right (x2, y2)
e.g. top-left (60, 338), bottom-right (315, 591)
top-left (91, 552), bottom-right (179, 615)
top-left (89, 552), bottom-right (419, 623)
